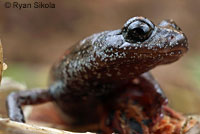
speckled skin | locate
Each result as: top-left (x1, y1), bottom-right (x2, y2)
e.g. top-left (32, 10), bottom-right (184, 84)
top-left (7, 17), bottom-right (188, 133)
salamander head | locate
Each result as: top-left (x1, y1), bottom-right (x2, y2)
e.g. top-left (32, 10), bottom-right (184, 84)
top-left (93, 16), bottom-right (188, 76)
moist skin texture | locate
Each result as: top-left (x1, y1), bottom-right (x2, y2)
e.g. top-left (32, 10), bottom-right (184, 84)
top-left (6, 17), bottom-right (188, 133)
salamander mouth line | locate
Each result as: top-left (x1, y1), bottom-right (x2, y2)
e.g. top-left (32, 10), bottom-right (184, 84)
top-left (159, 50), bottom-right (183, 56)
top-left (121, 50), bottom-right (185, 57)
top-left (137, 50), bottom-right (184, 56)
top-left (115, 45), bottom-right (187, 55)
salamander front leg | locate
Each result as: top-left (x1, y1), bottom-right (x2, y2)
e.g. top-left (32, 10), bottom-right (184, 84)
top-left (132, 72), bottom-right (168, 120)
top-left (6, 89), bottom-right (53, 122)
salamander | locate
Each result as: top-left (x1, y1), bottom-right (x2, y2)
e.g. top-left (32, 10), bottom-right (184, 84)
top-left (6, 16), bottom-right (188, 133)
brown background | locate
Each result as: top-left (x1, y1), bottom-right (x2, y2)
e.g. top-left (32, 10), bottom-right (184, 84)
top-left (0, 0), bottom-right (200, 114)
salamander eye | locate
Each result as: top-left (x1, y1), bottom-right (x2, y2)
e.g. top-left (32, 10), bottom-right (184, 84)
top-left (122, 20), bottom-right (154, 43)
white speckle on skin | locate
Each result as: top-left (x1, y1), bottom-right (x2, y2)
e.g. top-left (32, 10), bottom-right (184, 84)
top-left (106, 73), bottom-right (112, 77)
top-left (93, 71), bottom-right (97, 74)
top-left (117, 71), bottom-right (121, 76)
top-left (97, 73), bottom-right (101, 79)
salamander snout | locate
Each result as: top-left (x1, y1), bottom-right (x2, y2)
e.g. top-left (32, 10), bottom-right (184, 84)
top-left (122, 17), bottom-right (155, 43)
top-left (158, 20), bottom-right (188, 56)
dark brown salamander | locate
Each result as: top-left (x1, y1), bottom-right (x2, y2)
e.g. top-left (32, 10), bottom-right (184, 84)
top-left (6, 17), bottom-right (188, 133)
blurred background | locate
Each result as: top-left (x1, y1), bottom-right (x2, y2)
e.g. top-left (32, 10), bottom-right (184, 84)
top-left (0, 0), bottom-right (200, 114)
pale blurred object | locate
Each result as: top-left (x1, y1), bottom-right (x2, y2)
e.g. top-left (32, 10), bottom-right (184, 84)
top-left (3, 63), bottom-right (8, 71)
